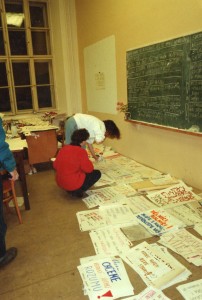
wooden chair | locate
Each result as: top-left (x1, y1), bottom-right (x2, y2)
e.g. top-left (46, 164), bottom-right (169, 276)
top-left (1, 171), bottom-right (23, 224)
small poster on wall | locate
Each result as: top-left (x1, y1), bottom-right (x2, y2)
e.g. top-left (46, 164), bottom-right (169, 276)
top-left (84, 35), bottom-right (117, 114)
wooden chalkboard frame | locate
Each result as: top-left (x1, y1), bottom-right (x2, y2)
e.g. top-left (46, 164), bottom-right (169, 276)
top-left (126, 31), bottom-right (202, 135)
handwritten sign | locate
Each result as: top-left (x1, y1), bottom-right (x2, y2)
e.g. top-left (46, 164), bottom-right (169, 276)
top-left (147, 182), bottom-right (200, 208)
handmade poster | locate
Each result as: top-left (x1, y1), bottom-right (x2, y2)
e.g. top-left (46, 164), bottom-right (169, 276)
top-left (76, 209), bottom-right (108, 231)
top-left (121, 241), bottom-right (186, 290)
top-left (146, 182), bottom-right (200, 208)
top-left (121, 286), bottom-right (170, 300)
top-left (150, 244), bottom-right (191, 289)
top-left (94, 173), bottom-right (115, 187)
top-left (125, 195), bottom-right (157, 214)
top-left (194, 223), bottom-right (202, 236)
top-left (86, 186), bottom-right (120, 201)
top-left (186, 201), bottom-right (202, 219)
top-left (133, 165), bottom-right (162, 179)
top-left (78, 257), bottom-right (134, 299)
top-left (82, 193), bottom-right (116, 209)
top-left (86, 184), bottom-right (136, 200)
top-left (166, 204), bottom-right (202, 226)
top-left (99, 204), bottom-right (136, 226)
top-left (176, 279), bottom-right (202, 300)
top-left (150, 174), bottom-right (178, 186)
top-left (159, 228), bottom-right (202, 266)
top-left (89, 226), bottom-right (133, 256)
top-left (135, 209), bottom-right (185, 236)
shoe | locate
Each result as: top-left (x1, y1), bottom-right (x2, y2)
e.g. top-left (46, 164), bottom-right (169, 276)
top-left (0, 247), bottom-right (17, 268)
top-left (69, 191), bottom-right (84, 198)
top-left (32, 167), bottom-right (37, 174)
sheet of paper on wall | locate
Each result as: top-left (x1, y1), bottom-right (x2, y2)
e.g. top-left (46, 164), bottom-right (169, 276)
top-left (122, 286), bottom-right (171, 300)
top-left (89, 226), bottom-right (133, 256)
top-left (121, 241), bottom-right (186, 290)
top-left (165, 204), bottom-right (202, 226)
top-left (159, 228), bottom-right (202, 266)
top-left (146, 181), bottom-right (201, 208)
top-left (176, 279), bottom-right (202, 300)
top-left (194, 223), bottom-right (202, 236)
top-left (135, 209), bottom-right (185, 236)
top-left (76, 209), bottom-right (108, 231)
top-left (78, 257), bottom-right (134, 300)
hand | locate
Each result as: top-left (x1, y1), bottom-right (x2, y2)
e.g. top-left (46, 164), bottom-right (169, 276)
top-left (94, 155), bottom-right (100, 161)
top-left (9, 169), bottom-right (19, 181)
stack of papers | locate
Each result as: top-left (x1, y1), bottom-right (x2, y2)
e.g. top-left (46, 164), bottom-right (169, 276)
top-left (159, 228), bottom-right (202, 266)
top-left (121, 241), bottom-right (190, 290)
top-left (78, 256), bottom-right (134, 299)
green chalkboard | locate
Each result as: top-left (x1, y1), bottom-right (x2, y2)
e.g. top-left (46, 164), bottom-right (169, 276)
top-left (127, 31), bottom-right (202, 133)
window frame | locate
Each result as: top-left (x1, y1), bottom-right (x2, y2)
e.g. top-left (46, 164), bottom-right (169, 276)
top-left (0, 0), bottom-right (56, 116)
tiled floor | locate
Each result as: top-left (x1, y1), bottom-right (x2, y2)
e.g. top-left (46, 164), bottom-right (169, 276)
top-left (0, 166), bottom-right (201, 299)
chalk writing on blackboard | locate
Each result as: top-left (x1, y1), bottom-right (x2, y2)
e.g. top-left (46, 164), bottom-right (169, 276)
top-left (127, 31), bottom-right (202, 132)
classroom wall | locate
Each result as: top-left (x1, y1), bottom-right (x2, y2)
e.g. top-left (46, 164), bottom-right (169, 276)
top-left (75, 0), bottom-right (202, 190)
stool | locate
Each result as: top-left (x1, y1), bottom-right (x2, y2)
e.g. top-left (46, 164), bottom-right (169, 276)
top-left (1, 171), bottom-right (23, 224)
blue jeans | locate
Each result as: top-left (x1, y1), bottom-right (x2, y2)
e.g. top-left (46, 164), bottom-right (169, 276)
top-left (65, 116), bottom-right (78, 144)
top-left (0, 176), bottom-right (7, 258)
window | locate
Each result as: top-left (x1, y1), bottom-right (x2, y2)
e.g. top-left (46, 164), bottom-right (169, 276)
top-left (0, 0), bottom-right (55, 115)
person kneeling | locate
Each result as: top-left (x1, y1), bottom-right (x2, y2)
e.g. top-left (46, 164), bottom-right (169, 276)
top-left (53, 129), bottom-right (101, 197)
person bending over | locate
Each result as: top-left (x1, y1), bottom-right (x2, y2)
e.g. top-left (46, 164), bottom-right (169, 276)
top-left (53, 128), bottom-right (101, 198)
top-left (65, 113), bottom-right (120, 161)
top-left (0, 117), bottom-right (19, 268)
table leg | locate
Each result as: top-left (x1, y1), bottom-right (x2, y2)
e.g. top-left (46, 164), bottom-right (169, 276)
top-left (13, 150), bottom-right (30, 210)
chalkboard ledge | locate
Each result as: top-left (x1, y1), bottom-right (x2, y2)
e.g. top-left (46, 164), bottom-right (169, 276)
top-left (125, 119), bottom-right (202, 137)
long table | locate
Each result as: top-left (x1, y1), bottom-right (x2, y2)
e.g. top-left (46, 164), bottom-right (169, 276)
top-left (6, 138), bottom-right (30, 210)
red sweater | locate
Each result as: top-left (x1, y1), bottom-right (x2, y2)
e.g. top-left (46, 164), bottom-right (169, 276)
top-left (53, 145), bottom-right (94, 191)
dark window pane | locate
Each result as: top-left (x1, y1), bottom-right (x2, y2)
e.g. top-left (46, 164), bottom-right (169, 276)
top-left (0, 31), bottom-right (5, 55)
top-left (30, 4), bottom-right (47, 27)
top-left (0, 63), bottom-right (8, 86)
top-left (35, 62), bottom-right (50, 84)
top-left (15, 87), bottom-right (32, 110)
top-left (12, 62), bottom-right (30, 85)
top-left (37, 86), bottom-right (52, 108)
top-left (32, 31), bottom-right (48, 55)
top-left (5, 1), bottom-right (23, 13)
top-left (0, 88), bottom-right (11, 112)
top-left (8, 30), bottom-right (27, 55)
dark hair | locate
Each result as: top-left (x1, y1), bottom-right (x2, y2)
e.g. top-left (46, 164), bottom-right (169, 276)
top-left (71, 129), bottom-right (90, 146)
top-left (103, 120), bottom-right (121, 139)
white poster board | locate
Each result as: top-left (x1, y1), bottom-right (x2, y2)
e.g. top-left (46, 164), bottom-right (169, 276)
top-left (84, 35), bottom-right (117, 114)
